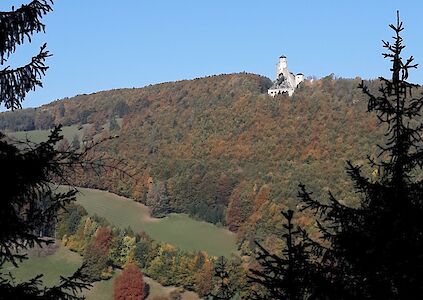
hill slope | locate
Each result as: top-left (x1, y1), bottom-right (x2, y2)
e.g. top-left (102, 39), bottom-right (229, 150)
top-left (0, 73), bottom-right (385, 249)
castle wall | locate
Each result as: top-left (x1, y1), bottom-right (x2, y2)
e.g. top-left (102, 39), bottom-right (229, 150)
top-left (277, 57), bottom-right (287, 76)
top-left (295, 74), bottom-right (304, 86)
top-left (268, 56), bottom-right (303, 97)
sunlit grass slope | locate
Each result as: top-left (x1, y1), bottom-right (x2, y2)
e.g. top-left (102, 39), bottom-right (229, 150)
top-left (71, 187), bottom-right (237, 257)
top-left (8, 124), bottom-right (85, 144)
top-left (6, 245), bottom-right (199, 300)
top-left (3, 245), bottom-right (81, 287)
top-left (7, 118), bottom-right (123, 144)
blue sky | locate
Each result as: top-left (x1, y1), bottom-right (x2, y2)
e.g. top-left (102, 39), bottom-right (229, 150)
top-left (3, 0), bottom-right (423, 108)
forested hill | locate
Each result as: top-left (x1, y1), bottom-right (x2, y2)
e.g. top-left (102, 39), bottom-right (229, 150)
top-left (0, 73), bottom-right (386, 251)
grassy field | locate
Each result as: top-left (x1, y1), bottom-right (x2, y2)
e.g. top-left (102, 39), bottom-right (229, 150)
top-left (69, 187), bottom-right (237, 257)
top-left (7, 119), bottom-right (123, 144)
top-left (86, 273), bottom-right (199, 300)
top-left (85, 274), bottom-right (116, 300)
top-left (6, 245), bottom-right (199, 300)
top-left (7, 124), bottom-right (86, 144)
top-left (3, 245), bottom-right (82, 287)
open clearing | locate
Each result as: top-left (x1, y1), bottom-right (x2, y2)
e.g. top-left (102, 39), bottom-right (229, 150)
top-left (70, 187), bottom-right (237, 257)
top-left (7, 119), bottom-right (123, 144)
top-left (8, 124), bottom-right (86, 144)
top-left (7, 245), bottom-right (199, 300)
top-left (3, 245), bottom-right (82, 287)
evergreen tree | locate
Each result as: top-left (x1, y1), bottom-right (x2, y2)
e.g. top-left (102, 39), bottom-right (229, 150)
top-left (0, 1), bottom-right (119, 298)
top-left (248, 210), bottom-right (318, 300)
top-left (207, 256), bottom-right (235, 300)
top-left (0, 1), bottom-right (51, 110)
top-left (298, 12), bottom-right (423, 299)
top-left (146, 182), bottom-right (172, 218)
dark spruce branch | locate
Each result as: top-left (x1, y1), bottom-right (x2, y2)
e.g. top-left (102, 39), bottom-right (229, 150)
top-left (0, 0), bottom-right (122, 298)
top-left (0, 265), bottom-right (92, 299)
top-left (0, 0), bottom-right (53, 63)
top-left (0, 44), bottom-right (50, 110)
top-left (248, 210), bottom-right (318, 300)
top-left (1, 125), bottom-right (123, 298)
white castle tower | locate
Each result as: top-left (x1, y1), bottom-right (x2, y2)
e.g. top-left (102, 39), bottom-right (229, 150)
top-left (268, 56), bottom-right (304, 97)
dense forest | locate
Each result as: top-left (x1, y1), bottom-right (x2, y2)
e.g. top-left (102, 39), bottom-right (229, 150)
top-left (0, 73), bottom-right (388, 252)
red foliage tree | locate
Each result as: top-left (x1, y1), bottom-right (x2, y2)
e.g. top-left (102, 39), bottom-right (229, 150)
top-left (114, 263), bottom-right (145, 300)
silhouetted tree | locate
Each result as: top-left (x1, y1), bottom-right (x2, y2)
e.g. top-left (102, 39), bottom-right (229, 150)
top-left (248, 210), bottom-right (318, 300)
top-left (0, 1), bottom-right (122, 298)
top-left (298, 12), bottom-right (423, 299)
top-left (0, 1), bottom-right (52, 110)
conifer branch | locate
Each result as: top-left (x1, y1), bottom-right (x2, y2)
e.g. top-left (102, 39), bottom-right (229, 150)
top-left (0, 44), bottom-right (50, 110)
top-left (43, 265), bottom-right (93, 299)
top-left (0, 0), bottom-right (53, 63)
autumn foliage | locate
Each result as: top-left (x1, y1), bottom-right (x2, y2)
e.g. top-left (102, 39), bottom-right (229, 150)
top-left (0, 72), bottom-right (396, 248)
top-left (114, 263), bottom-right (145, 300)
top-left (58, 203), bottom-right (226, 296)
top-left (83, 226), bottom-right (112, 280)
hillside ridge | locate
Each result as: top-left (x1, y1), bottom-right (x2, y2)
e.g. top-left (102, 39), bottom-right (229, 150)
top-left (0, 73), bottom-right (386, 251)
top-left (0, 72), bottom-right (272, 131)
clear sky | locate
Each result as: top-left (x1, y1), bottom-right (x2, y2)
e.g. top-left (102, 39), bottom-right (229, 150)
top-left (3, 0), bottom-right (423, 108)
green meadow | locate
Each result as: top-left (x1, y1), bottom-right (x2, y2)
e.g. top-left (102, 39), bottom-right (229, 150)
top-left (7, 118), bottom-right (123, 144)
top-left (3, 245), bottom-right (82, 287)
top-left (8, 124), bottom-right (86, 144)
top-left (5, 245), bottom-right (198, 300)
top-left (68, 187), bottom-right (237, 257)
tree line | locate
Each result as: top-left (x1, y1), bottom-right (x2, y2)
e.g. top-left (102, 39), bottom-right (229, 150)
top-left (56, 202), bottom-right (252, 298)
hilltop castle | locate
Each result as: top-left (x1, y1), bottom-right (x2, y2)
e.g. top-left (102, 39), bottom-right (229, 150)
top-left (268, 56), bottom-right (304, 97)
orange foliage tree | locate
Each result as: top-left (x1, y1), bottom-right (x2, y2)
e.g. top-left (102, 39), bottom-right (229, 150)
top-left (114, 263), bottom-right (145, 300)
